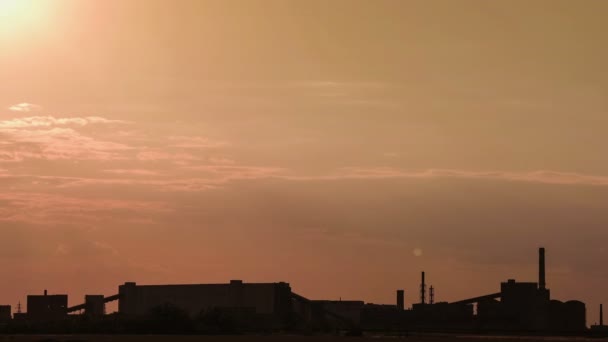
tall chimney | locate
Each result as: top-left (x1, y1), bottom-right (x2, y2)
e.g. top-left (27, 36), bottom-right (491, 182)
top-left (420, 271), bottom-right (426, 304)
top-left (601, 304), bottom-right (604, 326)
top-left (396, 290), bottom-right (404, 310)
top-left (539, 247), bottom-right (546, 290)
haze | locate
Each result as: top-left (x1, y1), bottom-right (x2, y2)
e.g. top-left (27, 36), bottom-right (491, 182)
top-left (1, 0), bottom-right (607, 323)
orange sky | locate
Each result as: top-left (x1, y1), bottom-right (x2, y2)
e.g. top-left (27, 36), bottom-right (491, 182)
top-left (1, 0), bottom-right (607, 324)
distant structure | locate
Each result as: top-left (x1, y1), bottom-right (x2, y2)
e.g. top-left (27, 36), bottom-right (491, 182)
top-left (454, 247), bottom-right (586, 332)
top-left (0, 247), bottom-right (591, 335)
top-left (396, 290), bottom-right (404, 311)
top-left (12, 301), bottom-right (26, 321)
top-left (118, 280), bottom-right (291, 327)
top-left (420, 271), bottom-right (426, 305)
top-left (364, 247), bottom-right (586, 332)
top-left (26, 290), bottom-right (68, 321)
top-left (539, 247), bottom-right (546, 290)
top-left (84, 295), bottom-right (105, 318)
top-left (0, 305), bottom-right (11, 322)
top-left (591, 304), bottom-right (608, 333)
top-left (306, 299), bottom-right (365, 328)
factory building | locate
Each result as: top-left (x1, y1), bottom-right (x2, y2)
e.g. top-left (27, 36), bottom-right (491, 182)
top-left (308, 300), bottom-right (365, 328)
top-left (0, 247), bottom-right (589, 334)
top-left (468, 248), bottom-right (586, 332)
top-left (499, 279), bottom-right (545, 330)
top-left (0, 305), bottom-right (11, 322)
top-left (26, 290), bottom-right (68, 321)
top-left (590, 304), bottom-right (608, 335)
top-left (84, 295), bottom-right (105, 318)
top-left (118, 280), bottom-right (292, 324)
top-left (396, 290), bottom-right (405, 311)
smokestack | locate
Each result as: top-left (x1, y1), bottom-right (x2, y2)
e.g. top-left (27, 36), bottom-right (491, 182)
top-left (44, 289), bottom-right (47, 296)
top-left (420, 271), bottom-right (426, 304)
top-left (601, 304), bottom-right (604, 326)
top-left (539, 247), bottom-right (546, 290)
top-left (396, 290), bottom-right (404, 310)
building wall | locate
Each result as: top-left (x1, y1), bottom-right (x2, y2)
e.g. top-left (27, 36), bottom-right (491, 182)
top-left (118, 280), bottom-right (291, 317)
top-left (0, 305), bottom-right (11, 321)
top-left (27, 294), bottom-right (68, 320)
top-left (84, 295), bottom-right (105, 317)
top-left (311, 300), bottom-right (365, 325)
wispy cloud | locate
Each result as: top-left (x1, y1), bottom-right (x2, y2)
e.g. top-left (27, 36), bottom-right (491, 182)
top-left (8, 103), bottom-right (42, 112)
top-left (0, 115), bottom-right (131, 162)
top-left (184, 164), bottom-right (286, 182)
top-left (168, 136), bottom-right (228, 149)
top-left (0, 192), bottom-right (172, 225)
top-left (0, 127), bottom-right (131, 161)
top-left (285, 167), bottom-right (608, 187)
top-left (7, 166), bottom-right (608, 195)
top-left (136, 150), bottom-right (200, 162)
top-left (0, 116), bottom-right (128, 128)
top-left (104, 169), bottom-right (161, 176)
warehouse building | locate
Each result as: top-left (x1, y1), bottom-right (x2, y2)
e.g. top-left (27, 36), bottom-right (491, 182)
top-left (118, 280), bottom-right (292, 323)
top-left (27, 290), bottom-right (68, 321)
top-left (0, 305), bottom-right (11, 322)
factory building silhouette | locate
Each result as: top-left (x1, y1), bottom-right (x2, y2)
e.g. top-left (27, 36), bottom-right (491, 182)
top-left (0, 248), bottom-right (593, 334)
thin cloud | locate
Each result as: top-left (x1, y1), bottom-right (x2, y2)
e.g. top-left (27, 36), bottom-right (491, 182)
top-left (104, 169), bottom-right (161, 176)
top-left (208, 157), bottom-right (236, 165)
top-left (0, 192), bottom-right (172, 225)
top-left (8, 103), bottom-right (42, 112)
top-left (284, 167), bottom-right (608, 187)
top-left (168, 136), bottom-right (228, 149)
top-left (0, 127), bottom-right (131, 161)
top-left (288, 80), bottom-right (392, 89)
top-left (0, 116), bottom-right (128, 128)
top-left (136, 150), bottom-right (200, 162)
top-left (8, 167), bottom-right (608, 195)
top-left (0, 115), bottom-right (132, 161)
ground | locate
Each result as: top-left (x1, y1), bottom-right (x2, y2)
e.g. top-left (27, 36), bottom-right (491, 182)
top-left (0, 335), bottom-right (604, 342)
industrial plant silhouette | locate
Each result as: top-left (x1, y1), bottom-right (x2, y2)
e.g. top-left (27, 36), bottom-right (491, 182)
top-left (0, 247), bottom-right (604, 335)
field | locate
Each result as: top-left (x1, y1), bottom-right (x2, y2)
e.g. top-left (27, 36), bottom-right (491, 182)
top-left (0, 334), bottom-right (604, 342)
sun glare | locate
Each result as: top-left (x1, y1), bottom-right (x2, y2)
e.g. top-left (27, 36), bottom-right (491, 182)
top-left (0, 0), bottom-right (27, 17)
top-left (0, 0), bottom-right (49, 39)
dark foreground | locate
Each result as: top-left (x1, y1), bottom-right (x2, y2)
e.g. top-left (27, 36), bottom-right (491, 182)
top-left (0, 334), bottom-right (605, 342)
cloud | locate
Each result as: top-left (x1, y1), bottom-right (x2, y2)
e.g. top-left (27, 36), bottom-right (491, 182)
top-left (0, 115), bottom-right (132, 161)
top-left (0, 127), bottom-right (131, 161)
top-left (287, 80), bottom-right (390, 89)
top-left (285, 167), bottom-right (608, 187)
top-left (42, 164), bottom-right (285, 192)
top-left (183, 165), bottom-right (287, 184)
top-left (8, 103), bottom-right (42, 112)
top-left (208, 157), bottom-right (236, 165)
top-left (0, 116), bottom-right (128, 129)
top-left (136, 150), bottom-right (200, 162)
top-left (0, 192), bottom-right (172, 225)
top-left (54, 240), bottom-right (120, 257)
top-left (168, 136), bottom-right (228, 149)
top-left (104, 169), bottom-right (161, 176)
top-left (8, 166), bottom-right (608, 195)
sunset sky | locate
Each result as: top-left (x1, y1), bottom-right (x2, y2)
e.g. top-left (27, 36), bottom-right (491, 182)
top-left (1, 0), bottom-right (607, 323)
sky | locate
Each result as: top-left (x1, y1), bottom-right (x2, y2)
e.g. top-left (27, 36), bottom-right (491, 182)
top-left (1, 0), bottom-right (607, 323)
